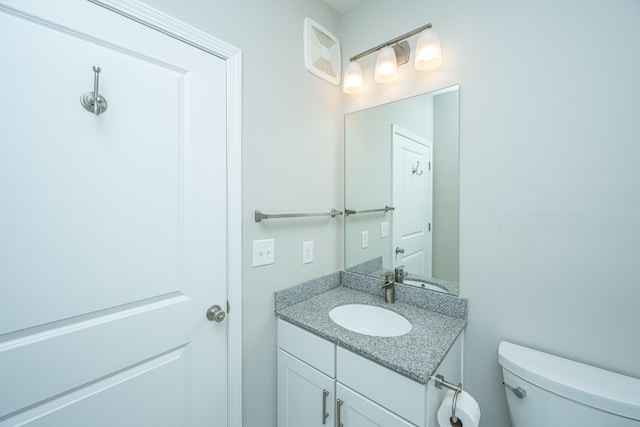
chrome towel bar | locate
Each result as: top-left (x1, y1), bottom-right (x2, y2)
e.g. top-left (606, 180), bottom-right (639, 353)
top-left (344, 205), bottom-right (394, 216)
top-left (255, 209), bottom-right (343, 222)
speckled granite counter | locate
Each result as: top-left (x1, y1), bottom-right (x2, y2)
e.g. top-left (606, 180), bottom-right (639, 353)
top-left (275, 272), bottom-right (467, 384)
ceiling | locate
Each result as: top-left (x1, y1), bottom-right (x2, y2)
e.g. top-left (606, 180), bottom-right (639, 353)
top-left (323, 0), bottom-right (365, 13)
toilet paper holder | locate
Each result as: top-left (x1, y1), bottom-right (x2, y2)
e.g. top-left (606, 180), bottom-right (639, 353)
top-left (434, 374), bottom-right (463, 424)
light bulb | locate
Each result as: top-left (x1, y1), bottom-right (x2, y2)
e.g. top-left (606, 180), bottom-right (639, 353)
top-left (415, 27), bottom-right (442, 70)
top-left (374, 46), bottom-right (397, 84)
top-left (343, 61), bottom-right (363, 94)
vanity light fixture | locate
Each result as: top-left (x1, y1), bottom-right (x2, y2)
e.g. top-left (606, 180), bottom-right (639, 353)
top-left (414, 25), bottom-right (442, 70)
top-left (343, 60), bottom-right (364, 94)
top-left (374, 46), bottom-right (398, 83)
top-left (342, 23), bottom-right (442, 94)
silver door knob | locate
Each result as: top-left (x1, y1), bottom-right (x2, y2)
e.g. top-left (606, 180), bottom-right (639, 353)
top-left (206, 304), bottom-right (226, 322)
top-left (395, 247), bottom-right (405, 254)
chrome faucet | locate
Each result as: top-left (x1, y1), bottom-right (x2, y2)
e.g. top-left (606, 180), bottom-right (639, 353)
top-left (394, 265), bottom-right (407, 284)
top-left (377, 271), bottom-right (395, 303)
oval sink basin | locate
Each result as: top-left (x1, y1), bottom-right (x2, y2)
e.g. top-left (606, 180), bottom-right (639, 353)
top-left (329, 304), bottom-right (412, 337)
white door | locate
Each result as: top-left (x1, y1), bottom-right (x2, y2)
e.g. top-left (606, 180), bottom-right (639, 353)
top-left (0, 1), bottom-right (230, 425)
top-left (392, 125), bottom-right (433, 277)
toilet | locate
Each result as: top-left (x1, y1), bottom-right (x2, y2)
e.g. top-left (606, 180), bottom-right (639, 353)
top-left (498, 341), bottom-right (640, 426)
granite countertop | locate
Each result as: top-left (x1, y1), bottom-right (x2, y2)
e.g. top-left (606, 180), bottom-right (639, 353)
top-left (276, 285), bottom-right (466, 384)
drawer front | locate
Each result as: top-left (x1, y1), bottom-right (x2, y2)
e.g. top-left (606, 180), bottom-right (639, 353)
top-left (278, 319), bottom-right (335, 377)
top-left (337, 347), bottom-right (426, 427)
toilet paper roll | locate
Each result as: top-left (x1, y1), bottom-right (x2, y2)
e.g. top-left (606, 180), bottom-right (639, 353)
top-left (437, 389), bottom-right (481, 427)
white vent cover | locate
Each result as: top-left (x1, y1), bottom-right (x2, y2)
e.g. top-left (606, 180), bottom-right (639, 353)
top-left (303, 18), bottom-right (341, 85)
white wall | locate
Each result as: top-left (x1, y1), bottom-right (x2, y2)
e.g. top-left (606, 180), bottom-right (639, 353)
top-left (433, 90), bottom-right (459, 281)
top-left (133, 1), bottom-right (341, 425)
top-left (342, 1), bottom-right (640, 426)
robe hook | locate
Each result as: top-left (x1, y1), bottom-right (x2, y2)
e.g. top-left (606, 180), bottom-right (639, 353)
top-left (80, 66), bottom-right (108, 116)
top-left (412, 161), bottom-right (424, 175)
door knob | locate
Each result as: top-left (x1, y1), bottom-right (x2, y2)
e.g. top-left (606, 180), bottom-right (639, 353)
top-left (395, 246), bottom-right (405, 254)
top-left (206, 304), bottom-right (226, 322)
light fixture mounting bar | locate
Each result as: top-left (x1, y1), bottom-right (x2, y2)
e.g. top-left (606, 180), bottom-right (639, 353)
top-left (349, 23), bottom-right (432, 62)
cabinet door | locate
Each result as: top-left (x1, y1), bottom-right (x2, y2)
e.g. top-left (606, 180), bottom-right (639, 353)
top-left (278, 349), bottom-right (335, 427)
top-left (336, 384), bottom-right (414, 427)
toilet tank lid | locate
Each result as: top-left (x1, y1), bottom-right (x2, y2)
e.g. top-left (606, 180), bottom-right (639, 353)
top-left (498, 341), bottom-right (640, 421)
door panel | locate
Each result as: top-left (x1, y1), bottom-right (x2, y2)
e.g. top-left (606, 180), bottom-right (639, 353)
top-left (7, 347), bottom-right (188, 427)
top-left (0, 1), bottom-right (227, 425)
top-left (1, 10), bottom-right (186, 335)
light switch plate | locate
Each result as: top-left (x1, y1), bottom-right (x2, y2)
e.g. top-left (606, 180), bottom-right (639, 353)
top-left (302, 241), bottom-right (313, 264)
top-left (252, 239), bottom-right (275, 267)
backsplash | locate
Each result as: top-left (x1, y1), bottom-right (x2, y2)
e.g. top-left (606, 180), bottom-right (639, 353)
top-left (275, 270), bottom-right (467, 319)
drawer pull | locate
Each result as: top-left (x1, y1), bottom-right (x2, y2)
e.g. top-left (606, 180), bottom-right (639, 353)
top-left (322, 389), bottom-right (329, 424)
top-left (337, 398), bottom-right (344, 427)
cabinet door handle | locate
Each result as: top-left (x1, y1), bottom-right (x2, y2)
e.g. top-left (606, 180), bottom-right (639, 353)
top-left (337, 398), bottom-right (344, 427)
top-left (322, 389), bottom-right (329, 424)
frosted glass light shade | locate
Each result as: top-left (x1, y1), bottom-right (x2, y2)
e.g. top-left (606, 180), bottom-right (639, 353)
top-left (414, 27), bottom-right (442, 70)
top-left (343, 61), bottom-right (363, 94)
top-left (374, 46), bottom-right (397, 84)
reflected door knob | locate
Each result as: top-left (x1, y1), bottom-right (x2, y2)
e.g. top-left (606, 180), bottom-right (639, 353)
top-left (206, 304), bottom-right (226, 322)
top-left (395, 247), bottom-right (405, 254)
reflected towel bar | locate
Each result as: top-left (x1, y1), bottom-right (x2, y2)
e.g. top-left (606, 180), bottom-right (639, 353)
top-left (345, 205), bottom-right (395, 216)
top-left (255, 209), bottom-right (343, 222)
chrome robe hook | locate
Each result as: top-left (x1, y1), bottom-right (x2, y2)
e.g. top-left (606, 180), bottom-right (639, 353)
top-left (81, 66), bottom-right (108, 115)
top-left (412, 161), bottom-right (424, 175)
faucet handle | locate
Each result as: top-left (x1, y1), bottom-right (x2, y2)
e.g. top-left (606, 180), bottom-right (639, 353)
top-left (377, 272), bottom-right (395, 289)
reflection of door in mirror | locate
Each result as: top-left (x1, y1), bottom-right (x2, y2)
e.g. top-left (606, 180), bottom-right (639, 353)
top-left (344, 85), bottom-right (459, 295)
top-left (392, 125), bottom-right (433, 278)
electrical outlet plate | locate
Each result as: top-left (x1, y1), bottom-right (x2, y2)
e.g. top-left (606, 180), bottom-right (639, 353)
top-left (252, 239), bottom-right (275, 267)
top-left (361, 231), bottom-right (369, 249)
top-left (302, 241), bottom-right (313, 264)
top-left (380, 222), bottom-right (389, 238)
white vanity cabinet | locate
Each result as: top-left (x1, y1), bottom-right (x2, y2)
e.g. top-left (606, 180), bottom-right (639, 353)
top-left (277, 319), bottom-right (463, 427)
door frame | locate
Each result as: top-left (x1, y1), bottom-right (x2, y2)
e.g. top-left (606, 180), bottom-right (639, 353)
top-left (89, 1), bottom-right (243, 425)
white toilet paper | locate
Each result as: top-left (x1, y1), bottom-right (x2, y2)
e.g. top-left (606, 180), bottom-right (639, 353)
top-left (437, 389), bottom-right (481, 427)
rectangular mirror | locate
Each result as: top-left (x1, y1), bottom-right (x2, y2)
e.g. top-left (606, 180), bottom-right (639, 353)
top-left (344, 85), bottom-right (459, 295)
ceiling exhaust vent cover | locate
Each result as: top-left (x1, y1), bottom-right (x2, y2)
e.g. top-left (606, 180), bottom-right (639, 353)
top-left (303, 18), bottom-right (341, 85)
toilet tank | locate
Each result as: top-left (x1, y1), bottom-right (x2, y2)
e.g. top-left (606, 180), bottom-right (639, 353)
top-left (498, 341), bottom-right (640, 427)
